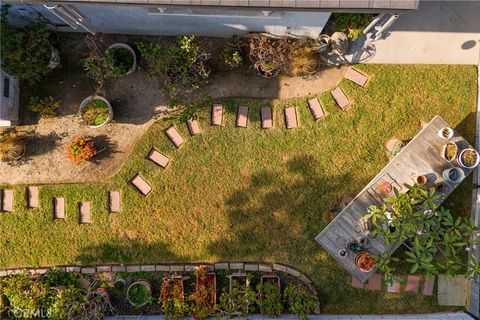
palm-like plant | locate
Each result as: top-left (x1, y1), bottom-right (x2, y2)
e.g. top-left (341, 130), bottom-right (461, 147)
top-left (0, 129), bottom-right (25, 162)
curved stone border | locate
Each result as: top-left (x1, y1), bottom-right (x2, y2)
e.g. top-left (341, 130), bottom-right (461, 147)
top-left (0, 262), bottom-right (317, 300)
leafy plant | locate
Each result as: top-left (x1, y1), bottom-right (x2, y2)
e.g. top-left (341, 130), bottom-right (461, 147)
top-left (364, 183), bottom-right (480, 283)
top-left (283, 284), bottom-right (317, 320)
top-left (330, 13), bottom-right (373, 40)
top-left (0, 129), bottom-right (25, 162)
top-left (218, 279), bottom-right (256, 318)
top-left (137, 36), bottom-right (210, 98)
top-left (66, 136), bottom-right (96, 164)
top-left (190, 266), bottom-right (216, 320)
top-left (220, 46), bottom-right (243, 69)
top-left (249, 35), bottom-right (293, 77)
top-left (81, 98), bottom-right (110, 126)
top-left (0, 5), bottom-right (55, 83)
top-left (44, 268), bottom-right (77, 287)
top-left (28, 96), bottom-right (61, 118)
top-left (160, 277), bottom-right (190, 319)
top-left (167, 94), bottom-right (213, 123)
top-left (256, 281), bottom-right (282, 317)
top-left (128, 282), bottom-right (152, 306)
top-left (82, 35), bottom-right (116, 92)
top-left (106, 47), bottom-right (134, 77)
top-left (290, 41), bottom-right (320, 76)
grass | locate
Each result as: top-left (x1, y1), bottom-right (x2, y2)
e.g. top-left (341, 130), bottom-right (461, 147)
top-left (0, 65), bottom-right (478, 313)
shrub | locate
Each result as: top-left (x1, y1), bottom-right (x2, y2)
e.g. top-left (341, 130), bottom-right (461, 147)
top-left (82, 35), bottom-right (116, 91)
top-left (190, 266), bottom-right (216, 320)
top-left (106, 47), bottom-right (134, 77)
top-left (283, 284), bottom-right (317, 320)
top-left (290, 42), bottom-right (320, 76)
top-left (220, 46), bottom-right (243, 69)
top-left (0, 129), bottom-right (25, 162)
top-left (330, 13), bottom-right (373, 40)
top-left (28, 96), bottom-right (61, 119)
top-left (82, 98), bottom-right (111, 126)
top-left (160, 277), bottom-right (190, 319)
top-left (66, 136), bottom-right (96, 164)
top-left (249, 35), bottom-right (294, 78)
top-left (256, 282), bottom-right (282, 317)
top-left (0, 5), bottom-right (55, 83)
top-left (44, 268), bottom-right (77, 287)
top-left (218, 279), bottom-right (256, 318)
top-left (137, 36), bottom-right (210, 98)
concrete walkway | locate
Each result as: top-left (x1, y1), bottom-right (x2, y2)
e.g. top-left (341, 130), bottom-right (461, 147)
top-left (367, 1), bottom-right (480, 65)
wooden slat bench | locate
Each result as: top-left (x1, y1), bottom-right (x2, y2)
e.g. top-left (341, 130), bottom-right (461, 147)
top-left (165, 126), bottom-right (185, 148)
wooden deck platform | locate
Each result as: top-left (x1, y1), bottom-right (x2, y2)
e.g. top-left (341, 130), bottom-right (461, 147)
top-left (315, 116), bottom-right (476, 283)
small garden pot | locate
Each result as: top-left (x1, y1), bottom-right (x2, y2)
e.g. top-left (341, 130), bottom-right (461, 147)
top-left (441, 142), bottom-right (458, 162)
top-left (257, 65), bottom-right (279, 79)
top-left (416, 175), bottom-right (427, 185)
top-left (458, 148), bottom-right (480, 169)
top-left (79, 95), bottom-right (113, 129)
top-left (438, 127), bottom-right (454, 139)
top-left (126, 279), bottom-right (152, 307)
top-left (442, 167), bottom-right (465, 184)
top-left (355, 252), bottom-right (376, 272)
top-left (106, 43), bottom-right (137, 76)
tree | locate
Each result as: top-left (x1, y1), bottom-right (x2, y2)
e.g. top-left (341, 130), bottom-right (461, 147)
top-left (365, 183), bottom-right (480, 283)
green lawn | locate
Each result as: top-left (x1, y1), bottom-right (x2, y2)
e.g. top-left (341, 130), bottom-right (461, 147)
top-left (0, 65), bottom-right (477, 313)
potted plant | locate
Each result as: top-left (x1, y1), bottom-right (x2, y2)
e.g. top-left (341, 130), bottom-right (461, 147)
top-left (127, 279), bottom-right (153, 307)
top-left (0, 129), bottom-right (26, 162)
top-left (442, 167), bottom-right (465, 184)
top-left (80, 95), bottom-right (113, 128)
top-left (28, 96), bottom-right (61, 119)
top-left (355, 251), bottom-right (376, 272)
top-left (256, 281), bottom-right (282, 317)
top-left (438, 127), bottom-right (454, 139)
top-left (218, 278), bottom-right (256, 318)
top-left (0, 5), bottom-right (59, 83)
top-left (441, 142), bottom-right (458, 162)
top-left (459, 148), bottom-right (480, 169)
top-left (160, 275), bottom-right (190, 318)
top-left (66, 136), bottom-right (96, 164)
top-left (106, 43), bottom-right (137, 76)
top-left (248, 35), bottom-right (292, 79)
top-left (283, 284), bottom-right (318, 320)
top-left (190, 266), bottom-right (216, 320)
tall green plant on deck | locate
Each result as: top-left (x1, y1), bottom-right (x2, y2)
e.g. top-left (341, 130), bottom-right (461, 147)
top-left (0, 5), bottom-right (55, 83)
top-left (364, 183), bottom-right (480, 283)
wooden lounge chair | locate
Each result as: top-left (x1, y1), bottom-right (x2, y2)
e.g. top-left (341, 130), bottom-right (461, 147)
top-left (331, 87), bottom-right (350, 110)
top-left (284, 107), bottom-right (298, 129)
top-left (236, 106), bottom-right (249, 128)
top-left (307, 98), bottom-right (325, 120)
top-left (211, 104), bottom-right (223, 126)
top-left (165, 126), bottom-right (184, 148)
top-left (261, 107), bottom-right (273, 129)
top-left (147, 148), bottom-right (170, 168)
top-left (131, 174), bottom-right (152, 195)
top-left (1, 189), bottom-right (14, 212)
top-left (79, 201), bottom-right (91, 224)
top-left (54, 197), bottom-right (65, 219)
top-left (345, 67), bottom-right (369, 87)
top-left (109, 191), bottom-right (121, 213)
top-left (187, 119), bottom-right (201, 136)
top-left (27, 186), bottom-right (39, 209)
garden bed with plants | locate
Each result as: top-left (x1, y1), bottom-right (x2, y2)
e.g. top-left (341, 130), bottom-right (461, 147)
top-left (0, 267), bottom-right (318, 319)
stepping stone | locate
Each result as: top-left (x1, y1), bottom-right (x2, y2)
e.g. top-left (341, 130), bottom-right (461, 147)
top-left (307, 98), bottom-right (325, 120)
top-left (148, 148), bottom-right (170, 168)
top-left (1, 189), bottom-right (14, 212)
top-left (165, 126), bottom-right (184, 148)
top-left (53, 197), bottom-right (65, 219)
top-left (211, 104), bottom-right (223, 126)
top-left (109, 191), bottom-right (121, 213)
top-left (236, 106), bottom-right (249, 128)
top-left (387, 277), bottom-right (401, 293)
top-left (331, 86), bottom-right (350, 110)
top-left (131, 174), bottom-right (152, 196)
top-left (423, 277), bottom-right (435, 296)
top-left (284, 107), bottom-right (298, 129)
top-left (27, 186), bottom-right (39, 209)
top-left (351, 276), bottom-right (364, 289)
top-left (438, 274), bottom-right (466, 306)
top-left (79, 201), bottom-right (91, 224)
top-left (386, 138), bottom-right (402, 152)
top-left (405, 275), bottom-right (420, 294)
top-left (261, 107), bottom-right (273, 129)
top-left (345, 67), bottom-right (368, 87)
top-left (368, 273), bottom-right (382, 291)
top-left (187, 119), bottom-right (201, 136)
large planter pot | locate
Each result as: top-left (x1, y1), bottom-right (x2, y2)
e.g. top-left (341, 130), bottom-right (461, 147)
top-left (443, 167), bottom-right (465, 184)
top-left (458, 148), bottom-right (480, 169)
top-left (127, 279), bottom-right (152, 307)
top-left (441, 142), bottom-right (458, 162)
top-left (106, 43), bottom-right (137, 76)
top-left (355, 251), bottom-right (376, 273)
top-left (48, 48), bottom-right (60, 70)
top-left (79, 95), bottom-right (113, 129)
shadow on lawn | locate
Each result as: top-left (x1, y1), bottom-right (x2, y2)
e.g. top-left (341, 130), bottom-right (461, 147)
top-left (75, 239), bottom-right (181, 265)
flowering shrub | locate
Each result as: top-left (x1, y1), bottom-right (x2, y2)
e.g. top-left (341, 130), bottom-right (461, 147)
top-left (66, 136), bottom-right (96, 164)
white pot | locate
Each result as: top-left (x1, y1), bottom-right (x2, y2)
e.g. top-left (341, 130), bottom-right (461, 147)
top-left (438, 127), bottom-right (454, 139)
top-left (48, 48), bottom-right (60, 70)
top-left (106, 43), bottom-right (137, 75)
top-left (440, 142), bottom-right (458, 162)
top-left (79, 95), bottom-right (113, 129)
top-left (458, 148), bottom-right (480, 169)
top-left (443, 167), bottom-right (465, 184)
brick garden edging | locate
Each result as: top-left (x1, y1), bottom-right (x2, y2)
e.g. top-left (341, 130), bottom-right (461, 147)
top-left (0, 262), bottom-right (318, 301)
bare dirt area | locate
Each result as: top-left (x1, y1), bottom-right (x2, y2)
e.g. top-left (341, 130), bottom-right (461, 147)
top-left (0, 33), bottom-right (345, 185)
